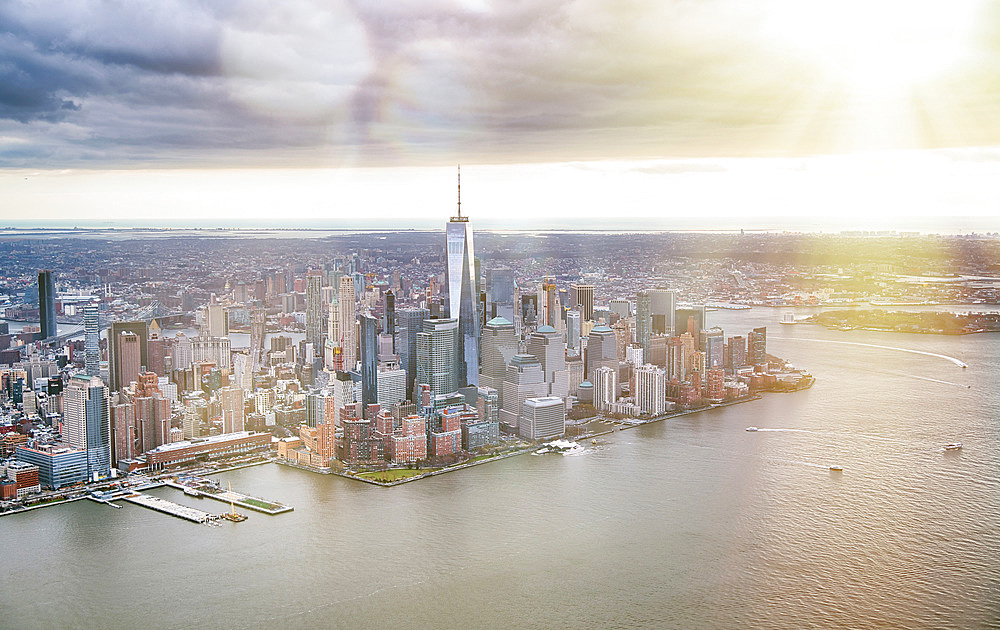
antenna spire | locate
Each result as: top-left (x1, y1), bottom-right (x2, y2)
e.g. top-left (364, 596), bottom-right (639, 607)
top-left (451, 164), bottom-right (468, 222)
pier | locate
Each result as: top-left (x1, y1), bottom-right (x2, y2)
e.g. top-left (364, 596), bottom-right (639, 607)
top-left (121, 493), bottom-right (216, 524)
top-left (165, 479), bottom-right (293, 515)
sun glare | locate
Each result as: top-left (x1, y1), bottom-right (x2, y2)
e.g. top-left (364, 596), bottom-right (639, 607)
top-left (770, 0), bottom-right (981, 93)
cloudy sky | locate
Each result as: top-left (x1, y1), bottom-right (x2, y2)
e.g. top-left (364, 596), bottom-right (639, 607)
top-left (2, 0), bottom-right (999, 230)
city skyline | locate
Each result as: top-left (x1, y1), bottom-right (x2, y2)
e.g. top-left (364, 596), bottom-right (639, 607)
top-left (2, 2), bottom-right (1000, 229)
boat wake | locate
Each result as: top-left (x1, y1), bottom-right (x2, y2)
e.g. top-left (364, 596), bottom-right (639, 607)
top-left (770, 337), bottom-right (968, 368)
top-left (885, 372), bottom-right (970, 389)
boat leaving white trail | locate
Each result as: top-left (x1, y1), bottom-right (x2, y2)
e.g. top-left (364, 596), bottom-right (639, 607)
top-left (884, 371), bottom-right (971, 389)
top-left (770, 337), bottom-right (968, 368)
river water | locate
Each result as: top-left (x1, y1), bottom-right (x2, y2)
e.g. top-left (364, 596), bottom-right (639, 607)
top-left (2, 307), bottom-right (998, 629)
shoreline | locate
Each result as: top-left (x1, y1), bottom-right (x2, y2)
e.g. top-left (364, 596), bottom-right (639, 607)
top-left (1, 388), bottom-right (810, 513)
top-left (275, 390), bottom-right (792, 487)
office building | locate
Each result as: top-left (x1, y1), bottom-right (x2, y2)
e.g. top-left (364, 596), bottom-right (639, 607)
top-left (64, 374), bottom-right (111, 481)
top-left (635, 290), bottom-right (651, 360)
top-left (480, 316), bottom-right (519, 393)
top-left (376, 362), bottom-right (406, 408)
top-left (397, 307), bottom-right (429, 398)
top-left (16, 445), bottom-right (89, 490)
top-left (649, 289), bottom-right (675, 335)
top-left (107, 321), bottom-right (148, 391)
top-left (416, 318), bottom-right (459, 398)
top-left (83, 305), bottom-right (100, 377)
top-left (520, 397), bottom-right (565, 440)
top-left (360, 313), bottom-right (378, 412)
top-left (675, 306), bottom-right (706, 341)
top-left (499, 354), bottom-right (547, 431)
top-left (570, 284), bottom-right (594, 321)
top-left (445, 167), bottom-right (480, 388)
top-left (38, 270), bottom-right (56, 339)
top-left (586, 325), bottom-right (618, 382)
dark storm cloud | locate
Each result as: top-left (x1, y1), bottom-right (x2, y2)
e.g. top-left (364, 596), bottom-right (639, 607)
top-left (2, 0), bottom-right (1000, 169)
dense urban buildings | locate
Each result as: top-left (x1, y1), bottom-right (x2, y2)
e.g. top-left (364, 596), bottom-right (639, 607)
top-left (5, 214), bottom-right (950, 496)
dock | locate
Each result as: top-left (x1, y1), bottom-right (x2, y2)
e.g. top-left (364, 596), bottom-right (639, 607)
top-left (121, 492), bottom-right (216, 523)
top-left (165, 479), bottom-right (293, 515)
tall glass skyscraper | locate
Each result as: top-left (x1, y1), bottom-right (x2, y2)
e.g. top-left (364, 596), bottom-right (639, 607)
top-left (84, 305), bottom-right (100, 377)
top-left (445, 167), bottom-right (480, 388)
top-left (38, 270), bottom-right (56, 339)
top-left (397, 307), bottom-right (429, 399)
top-left (359, 313), bottom-right (378, 412)
top-left (64, 374), bottom-right (111, 480)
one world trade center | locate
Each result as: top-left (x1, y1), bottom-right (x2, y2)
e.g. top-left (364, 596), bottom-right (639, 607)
top-left (445, 166), bottom-right (480, 388)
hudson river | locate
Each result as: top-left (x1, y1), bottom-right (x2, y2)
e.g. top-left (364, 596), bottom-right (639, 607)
top-left (3, 308), bottom-right (998, 629)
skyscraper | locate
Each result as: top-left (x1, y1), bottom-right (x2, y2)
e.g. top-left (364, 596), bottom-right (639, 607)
top-left (749, 326), bottom-right (767, 366)
top-left (305, 270), bottom-right (323, 349)
top-left (635, 290), bottom-right (651, 359)
top-left (480, 316), bottom-right (519, 392)
top-left (649, 289), bottom-right (675, 336)
top-left (360, 313), bottom-right (378, 413)
top-left (416, 317), bottom-right (458, 398)
top-left (570, 284), bottom-right (594, 322)
top-left (64, 374), bottom-right (110, 481)
top-left (338, 276), bottom-right (357, 370)
top-left (396, 307), bottom-right (429, 400)
top-left (445, 166), bottom-right (480, 388)
top-left (83, 305), bottom-right (100, 377)
top-left (107, 321), bottom-right (148, 391)
top-left (383, 289), bottom-right (395, 350)
top-left (38, 270), bottom-right (56, 339)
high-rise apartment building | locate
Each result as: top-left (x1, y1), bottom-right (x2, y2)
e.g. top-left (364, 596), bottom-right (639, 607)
top-left (635, 290), bottom-right (651, 359)
top-left (593, 366), bottom-right (617, 412)
top-left (749, 326), bottom-right (767, 366)
top-left (445, 167), bottom-right (479, 388)
top-left (305, 270), bottom-right (323, 349)
top-left (38, 270), bottom-right (56, 339)
top-left (338, 276), bottom-right (357, 370)
top-left (635, 364), bottom-right (666, 415)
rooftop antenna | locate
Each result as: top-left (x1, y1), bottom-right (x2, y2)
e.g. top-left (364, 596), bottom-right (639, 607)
top-left (452, 165), bottom-right (467, 222)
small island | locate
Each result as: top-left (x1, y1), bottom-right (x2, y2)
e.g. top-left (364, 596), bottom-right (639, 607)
top-left (805, 310), bottom-right (1000, 335)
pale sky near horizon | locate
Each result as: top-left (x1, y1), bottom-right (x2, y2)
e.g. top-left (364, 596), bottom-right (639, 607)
top-left (2, 1), bottom-right (1000, 230)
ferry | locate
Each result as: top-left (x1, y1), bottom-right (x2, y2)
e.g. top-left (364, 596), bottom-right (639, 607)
top-left (745, 426), bottom-right (759, 432)
top-left (944, 442), bottom-right (963, 451)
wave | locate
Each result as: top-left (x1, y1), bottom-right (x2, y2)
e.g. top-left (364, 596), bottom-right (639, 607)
top-left (770, 337), bottom-right (968, 367)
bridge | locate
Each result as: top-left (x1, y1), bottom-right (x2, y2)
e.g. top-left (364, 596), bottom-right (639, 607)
top-left (39, 302), bottom-right (188, 347)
